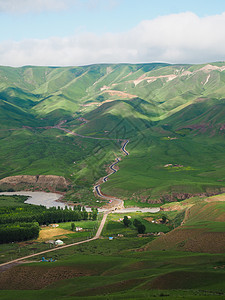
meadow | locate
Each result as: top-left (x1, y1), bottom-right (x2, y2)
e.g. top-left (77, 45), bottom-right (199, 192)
top-left (0, 194), bottom-right (225, 298)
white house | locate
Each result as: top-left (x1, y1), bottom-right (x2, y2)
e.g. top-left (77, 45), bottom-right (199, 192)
top-left (55, 239), bottom-right (64, 246)
top-left (76, 227), bottom-right (83, 232)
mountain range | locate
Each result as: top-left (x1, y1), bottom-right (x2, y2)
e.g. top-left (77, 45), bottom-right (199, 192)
top-left (0, 62), bottom-right (225, 205)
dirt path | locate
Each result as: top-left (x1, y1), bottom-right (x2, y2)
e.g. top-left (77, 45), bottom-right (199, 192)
top-left (0, 210), bottom-right (108, 269)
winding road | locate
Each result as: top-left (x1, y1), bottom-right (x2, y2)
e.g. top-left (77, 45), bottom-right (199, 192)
top-left (93, 140), bottom-right (129, 210)
top-left (0, 122), bottom-right (159, 269)
top-left (56, 121), bottom-right (130, 211)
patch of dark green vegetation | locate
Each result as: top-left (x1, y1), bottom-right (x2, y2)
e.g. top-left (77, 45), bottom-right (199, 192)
top-left (0, 195), bottom-right (97, 243)
top-left (0, 222), bottom-right (39, 243)
top-left (0, 195), bottom-right (28, 206)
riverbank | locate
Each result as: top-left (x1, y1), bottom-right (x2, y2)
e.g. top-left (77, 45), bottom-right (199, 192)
top-left (0, 191), bottom-right (160, 213)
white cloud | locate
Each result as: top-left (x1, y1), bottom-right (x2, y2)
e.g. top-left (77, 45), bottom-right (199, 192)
top-left (0, 0), bottom-right (66, 13)
top-left (1, 12), bottom-right (225, 66)
top-left (0, 0), bottom-right (118, 13)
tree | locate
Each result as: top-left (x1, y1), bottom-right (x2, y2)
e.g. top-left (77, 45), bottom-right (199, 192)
top-left (123, 216), bottom-right (131, 227)
top-left (137, 224), bottom-right (146, 234)
top-left (71, 222), bottom-right (75, 231)
top-left (133, 218), bottom-right (141, 228)
top-left (161, 215), bottom-right (167, 224)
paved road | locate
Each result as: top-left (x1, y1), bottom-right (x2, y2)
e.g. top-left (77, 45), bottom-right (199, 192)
top-left (0, 210), bottom-right (108, 269)
top-left (0, 124), bottom-right (157, 270)
top-left (93, 141), bottom-right (129, 210)
top-left (103, 158), bottom-right (120, 182)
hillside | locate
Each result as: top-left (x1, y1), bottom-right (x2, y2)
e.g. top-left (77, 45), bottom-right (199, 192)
top-left (144, 193), bottom-right (225, 253)
top-left (0, 62), bottom-right (225, 205)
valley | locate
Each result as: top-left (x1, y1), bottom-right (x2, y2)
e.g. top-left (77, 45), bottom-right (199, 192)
top-left (0, 62), bottom-right (225, 299)
top-left (0, 62), bottom-right (225, 206)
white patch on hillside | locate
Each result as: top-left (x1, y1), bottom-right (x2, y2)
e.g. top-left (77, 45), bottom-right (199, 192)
top-left (202, 74), bottom-right (211, 86)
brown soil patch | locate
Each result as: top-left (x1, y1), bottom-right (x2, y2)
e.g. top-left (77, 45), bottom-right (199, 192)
top-left (0, 265), bottom-right (94, 290)
top-left (205, 194), bottom-right (225, 202)
top-left (103, 90), bottom-right (137, 99)
top-left (0, 175), bottom-right (69, 192)
top-left (144, 227), bottom-right (225, 253)
top-left (161, 203), bottom-right (193, 212)
top-left (38, 228), bottom-right (73, 241)
top-left (144, 217), bottom-right (154, 222)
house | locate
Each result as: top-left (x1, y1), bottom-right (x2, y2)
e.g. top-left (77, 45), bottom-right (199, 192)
top-left (55, 239), bottom-right (64, 246)
top-left (76, 227), bottom-right (83, 232)
top-left (51, 224), bottom-right (59, 228)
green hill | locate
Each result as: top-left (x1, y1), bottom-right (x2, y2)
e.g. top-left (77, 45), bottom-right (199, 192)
top-left (0, 62), bottom-right (225, 204)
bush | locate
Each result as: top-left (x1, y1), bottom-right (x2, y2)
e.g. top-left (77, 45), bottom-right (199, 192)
top-left (123, 216), bottom-right (131, 227)
top-left (133, 218), bottom-right (141, 228)
top-left (71, 222), bottom-right (75, 231)
top-left (137, 224), bottom-right (146, 234)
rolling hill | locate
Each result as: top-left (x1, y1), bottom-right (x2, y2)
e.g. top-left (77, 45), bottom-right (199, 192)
top-left (0, 62), bottom-right (225, 205)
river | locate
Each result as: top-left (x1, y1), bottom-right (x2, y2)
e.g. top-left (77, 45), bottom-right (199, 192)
top-left (0, 191), bottom-right (160, 213)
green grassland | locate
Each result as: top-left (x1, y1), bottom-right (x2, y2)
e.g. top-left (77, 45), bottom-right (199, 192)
top-left (102, 212), bottom-right (171, 238)
top-left (1, 242), bottom-right (225, 299)
top-left (0, 194), bottom-right (225, 298)
top-left (0, 62), bottom-right (225, 206)
top-left (0, 195), bottom-right (28, 206)
top-left (145, 194), bottom-right (225, 253)
top-left (101, 132), bottom-right (225, 202)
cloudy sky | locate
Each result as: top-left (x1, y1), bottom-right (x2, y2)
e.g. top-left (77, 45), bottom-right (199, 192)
top-left (1, 0), bottom-right (225, 66)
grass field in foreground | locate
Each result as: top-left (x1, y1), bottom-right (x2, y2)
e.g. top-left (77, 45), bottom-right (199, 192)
top-left (0, 244), bottom-right (225, 299)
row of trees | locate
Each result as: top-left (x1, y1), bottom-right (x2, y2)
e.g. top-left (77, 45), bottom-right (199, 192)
top-left (0, 206), bottom-right (98, 225)
top-left (123, 216), bottom-right (146, 234)
top-left (0, 222), bottom-right (39, 243)
top-left (0, 204), bottom-right (98, 243)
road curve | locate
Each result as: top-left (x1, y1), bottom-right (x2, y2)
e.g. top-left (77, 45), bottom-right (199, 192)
top-left (93, 140), bottom-right (129, 210)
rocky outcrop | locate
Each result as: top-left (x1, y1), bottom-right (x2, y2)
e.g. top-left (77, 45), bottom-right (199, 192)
top-left (0, 175), bottom-right (69, 192)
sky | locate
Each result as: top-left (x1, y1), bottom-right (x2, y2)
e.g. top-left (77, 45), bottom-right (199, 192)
top-left (1, 0), bottom-right (225, 66)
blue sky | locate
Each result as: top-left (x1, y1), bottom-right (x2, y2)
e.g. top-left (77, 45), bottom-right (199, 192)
top-left (1, 0), bottom-right (225, 66)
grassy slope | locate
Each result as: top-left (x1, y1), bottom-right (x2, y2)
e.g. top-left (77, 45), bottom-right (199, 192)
top-left (0, 63), bottom-right (225, 204)
top-left (101, 129), bottom-right (225, 201)
top-left (0, 241), bottom-right (225, 299)
top-left (0, 196), bottom-right (224, 298)
top-left (145, 194), bottom-right (225, 253)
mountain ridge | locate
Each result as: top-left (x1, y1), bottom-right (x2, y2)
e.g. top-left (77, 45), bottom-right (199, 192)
top-left (0, 62), bottom-right (225, 205)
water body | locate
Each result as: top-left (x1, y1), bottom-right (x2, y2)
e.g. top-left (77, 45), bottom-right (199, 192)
top-left (0, 191), bottom-right (64, 208)
top-left (0, 191), bottom-right (160, 213)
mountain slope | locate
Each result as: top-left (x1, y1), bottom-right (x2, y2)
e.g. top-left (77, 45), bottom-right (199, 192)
top-left (0, 62), bottom-right (225, 204)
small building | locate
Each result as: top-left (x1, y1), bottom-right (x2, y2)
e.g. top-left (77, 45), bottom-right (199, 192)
top-left (76, 227), bottom-right (83, 232)
top-left (55, 239), bottom-right (64, 246)
top-left (51, 224), bottom-right (59, 228)
top-left (109, 237), bottom-right (113, 240)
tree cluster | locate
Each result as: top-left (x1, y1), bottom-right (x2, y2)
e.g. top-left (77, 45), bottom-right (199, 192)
top-left (122, 216), bottom-right (146, 234)
top-left (133, 218), bottom-right (146, 234)
top-left (0, 205), bottom-right (97, 225)
top-left (0, 205), bottom-right (98, 244)
top-left (0, 222), bottom-right (39, 243)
